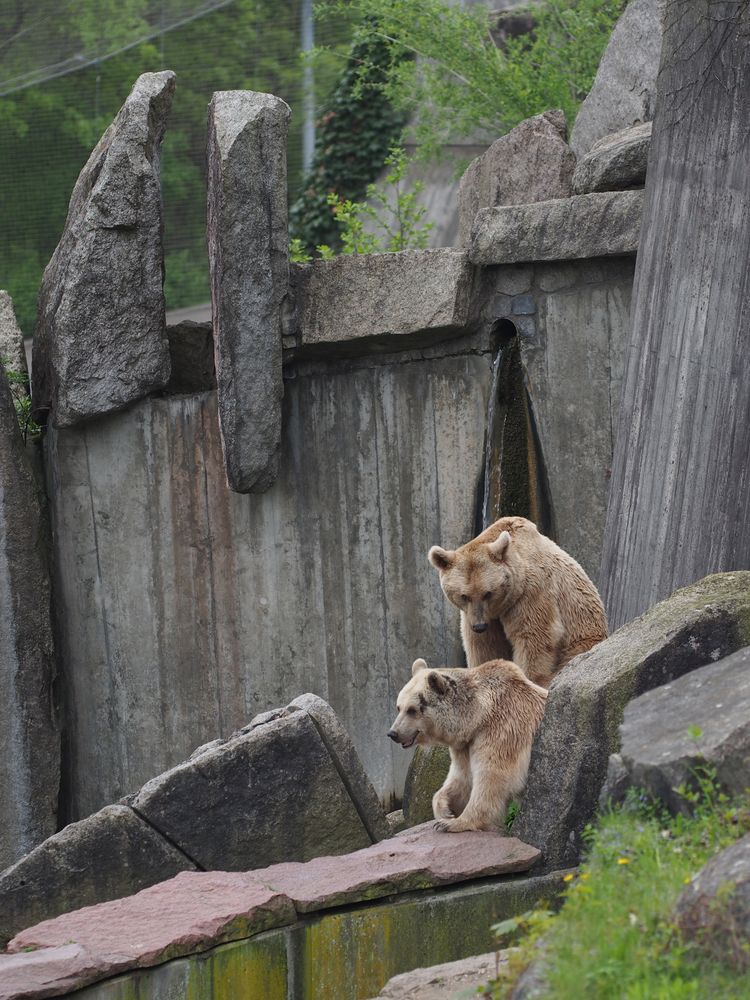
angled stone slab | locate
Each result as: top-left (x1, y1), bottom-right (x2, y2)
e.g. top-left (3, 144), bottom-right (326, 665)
top-left (573, 122), bottom-right (652, 194)
top-left (570, 0), bottom-right (661, 157)
top-left (7, 871), bottom-right (295, 993)
top-left (0, 368), bottom-right (58, 873)
top-left (293, 249), bottom-right (474, 352)
top-left (261, 823), bottom-right (540, 912)
top-left (469, 190), bottom-right (644, 266)
top-left (515, 572), bottom-right (750, 869)
top-left (131, 710), bottom-right (373, 870)
top-left (601, 646), bottom-right (750, 814)
top-left (288, 693), bottom-right (391, 842)
top-left (458, 110), bottom-right (575, 245)
top-left (0, 805), bottom-right (196, 948)
top-left (32, 72), bottom-right (174, 427)
top-left (207, 90), bottom-right (290, 493)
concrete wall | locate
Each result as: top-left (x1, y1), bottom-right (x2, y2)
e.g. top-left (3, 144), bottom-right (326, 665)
top-left (47, 337), bottom-right (492, 820)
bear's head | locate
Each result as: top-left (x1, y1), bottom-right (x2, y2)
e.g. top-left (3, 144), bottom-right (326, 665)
top-left (387, 658), bottom-right (466, 748)
top-left (428, 527), bottom-right (518, 632)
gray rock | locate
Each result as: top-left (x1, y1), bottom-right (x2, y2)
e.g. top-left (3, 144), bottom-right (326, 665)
top-left (368, 952), bottom-right (502, 999)
top-left (573, 122), bottom-right (652, 194)
top-left (674, 833), bottom-right (750, 971)
top-left (0, 291), bottom-right (27, 398)
top-left (165, 321), bottom-right (215, 394)
top-left (288, 693), bottom-right (391, 842)
top-left (469, 190), bottom-right (644, 266)
top-left (570, 0), bottom-right (662, 157)
top-left (0, 367), bottom-right (58, 872)
top-left (0, 805), bottom-right (194, 948)
top-left (458, 110), bottom-right (576, 245)
top-left (294, 249), bottom-right (474, 352)
top-left (32, 72), bottom-right (174, 427)
top-left (514, 572), bottom-right (750, 869)
top-left (131, 709), bottom-right (373, 870)
top-left (402, 745), bottom-right (451, 827)
top-left (600, 646), bottom-right (750, 813)
top-left (207, 91), bottom-right (290, 494)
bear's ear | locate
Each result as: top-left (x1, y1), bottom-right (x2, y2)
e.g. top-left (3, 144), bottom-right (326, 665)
top-left (427, 671), bottom-right (450, 697)
top-left (428, 545), bottom-right (455, 571)
top-left (412, 657), bottom-right (429, 676)
top-left (488, 530), bottom-right (511, 562)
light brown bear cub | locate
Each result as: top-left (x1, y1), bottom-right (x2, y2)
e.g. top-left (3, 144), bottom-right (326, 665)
top-left (429, 516), bottom-right (607, 688)
top-left (388, 657), bottom-right (547, 832)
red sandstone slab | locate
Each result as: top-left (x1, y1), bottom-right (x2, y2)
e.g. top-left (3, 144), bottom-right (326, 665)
top-left (0, 944), bottom-right (100, 1000)
top-left (261, 822), bottom-right (540, 912)
top-left (7, 871), bottom-right (295, 990)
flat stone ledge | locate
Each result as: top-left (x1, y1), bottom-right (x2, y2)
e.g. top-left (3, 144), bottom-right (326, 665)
top-left (469, 190), bottom-right (644, 266)
top-left (293, 249), bottom-right (475, 353)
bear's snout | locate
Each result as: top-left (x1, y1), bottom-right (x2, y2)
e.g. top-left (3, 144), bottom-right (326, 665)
top-left (472, 622), bottom-right (488, 633)
top-left (387, 729), bottom-right (399, 742)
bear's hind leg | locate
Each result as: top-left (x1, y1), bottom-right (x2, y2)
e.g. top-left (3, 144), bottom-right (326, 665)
top-left (432, 747), bottom-right (471, 820)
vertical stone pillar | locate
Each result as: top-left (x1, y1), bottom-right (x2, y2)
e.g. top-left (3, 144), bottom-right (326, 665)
top-left (0, 367), bottom-right (58, 870)
top-left (600, 2), bottom-right (750, 628)
top-left (207, 91), bottom-right (291, 493)
top-left (32, 72), bottom-right (175, 428)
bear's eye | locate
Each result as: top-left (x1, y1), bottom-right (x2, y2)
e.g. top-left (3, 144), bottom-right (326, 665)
top-left (461, 594), bottom-right (469, 603)
top-left (406, 707), bottom-right (418, 716)
top-left (483, 591), bottom-right (493, 601)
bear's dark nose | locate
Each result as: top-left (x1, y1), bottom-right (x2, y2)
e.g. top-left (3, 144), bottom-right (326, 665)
top-left (387, 729), bottom-right (399, 742)
top-left (472, 622), bottom-right (488, 633)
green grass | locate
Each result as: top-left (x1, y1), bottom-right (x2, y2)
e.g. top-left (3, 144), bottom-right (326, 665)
top-left (486, 772), bottom-right (750, 999)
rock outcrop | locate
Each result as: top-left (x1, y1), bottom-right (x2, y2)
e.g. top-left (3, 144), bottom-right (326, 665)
top-left (514, 572), bottom-right (750, 869)
top-left (0, 291), bottom-right (27, 399)
top-left (572, 122), bottom-right (651, 194)
top-left (601, 646), bottom-right (750, 813)
top-left (458, 110), bottom-right (575, 245)
top-left (207, 90), bottom-right (290, 493)
top-left (32, 72), bottom-right (175, 427)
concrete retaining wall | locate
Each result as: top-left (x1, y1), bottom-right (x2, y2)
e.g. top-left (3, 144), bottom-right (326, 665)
top-left (47, 341), bottom-right (492, 819)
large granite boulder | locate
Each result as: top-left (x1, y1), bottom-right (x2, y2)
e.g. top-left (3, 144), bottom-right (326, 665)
top-left (514, 572), bottom-right (750, 869)
top-left (572, 122), bottom-right (652, 194)
top-left (207, 90), bottom-right (290, 494)
top-left (130, 705), bottom-right (377, 870)
top-left (674, 834), bottom-right (750, 971)
top-left (601, 646), bottom-right (750, 813)
top-left (458, 110), bottom-right (576, 245)
top-left (570, 0), bottom-right (662, 157)
top-left (0, 805), bottom-right (195, 948)
top-left (32, 72), bottom-right (175, 427)
top-left (402, 745), bottom-right (451, 827)
top-left (0, 291), bottom-right (27, 399)
top-left (469, 190), bottom-right (644, 266)
top-left (0, 367), bottom-right (58, 872)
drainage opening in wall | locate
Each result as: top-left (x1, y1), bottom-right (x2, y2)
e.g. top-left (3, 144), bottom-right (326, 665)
top-left (478, 317), bottom-right (553, 537)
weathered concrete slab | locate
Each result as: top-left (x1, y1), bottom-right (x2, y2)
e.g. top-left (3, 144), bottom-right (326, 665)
top-left (458, 110), bottom-right (575, 245)
top-left (515, 572), bottom-right (750, 869)
top-left (572, 122), bottom-right (651, 194)
top-left (31, 72), bottom-right (174, 427)
top-left (469, 190), bottom-right (644, 266)
top-left (0, 368), bottom-right (58, 872)
top-left (207, 91), bottom-right (290, 494)
top-left (46, 347), bottom-right (488, 819)
top-left (0, 805), bottom-right (195, 948)
top-left (601, 646), bottom-right (750, 813)
top-left (570, 0), bottom-right (661, 157)
top-left (261, 823), bottom-right (539, 911)
top-left (600, 1), bottom-right (750, 629)
top-left (131, 710), bottom-right (372, 869)
top-left (294, 250), bottom-right (474, 352)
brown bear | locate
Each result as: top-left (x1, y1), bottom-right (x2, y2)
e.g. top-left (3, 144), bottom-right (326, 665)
top-left (428, 516), bottom-right (607, 687)
top-left (388, 657), bottom-right (547, 832)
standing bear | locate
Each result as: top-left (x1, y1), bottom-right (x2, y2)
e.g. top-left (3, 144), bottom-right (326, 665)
top-left (388, 657), bottom-right (547, 832)
top-left (429, 516), bottom-right (607, 687)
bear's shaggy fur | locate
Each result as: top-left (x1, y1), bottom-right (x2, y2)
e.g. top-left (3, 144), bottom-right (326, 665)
top-left (429, 516), bottom-right (607, 687)
top-left (389, 657), bottom-right (547, 832)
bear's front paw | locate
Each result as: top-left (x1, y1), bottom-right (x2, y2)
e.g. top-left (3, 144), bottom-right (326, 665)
top-left (434, 818), bottom-right (465, 833)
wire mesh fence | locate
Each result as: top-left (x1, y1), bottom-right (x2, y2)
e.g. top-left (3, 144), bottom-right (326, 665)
top-left (0, 1), bottom-right (353, 334)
